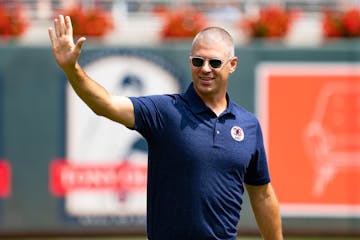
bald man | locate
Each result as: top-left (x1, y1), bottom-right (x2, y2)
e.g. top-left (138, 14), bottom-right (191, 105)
top-left (49, 15), bottom-right (283, 240)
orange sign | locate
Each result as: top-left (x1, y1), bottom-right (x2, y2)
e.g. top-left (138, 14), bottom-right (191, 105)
top-left (257, 64), bottom-right (360, 216)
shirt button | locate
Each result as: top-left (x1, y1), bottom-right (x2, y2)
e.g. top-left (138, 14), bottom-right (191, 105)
top-left (216, 130), bottom-right (220, 134)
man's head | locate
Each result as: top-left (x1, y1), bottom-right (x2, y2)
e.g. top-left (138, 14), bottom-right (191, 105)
top-left (190, 27), bottom-right (238, 101)
top-left (191, 27), bottom-right (235, 58)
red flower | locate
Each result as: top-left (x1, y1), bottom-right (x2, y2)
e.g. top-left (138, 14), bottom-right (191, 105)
top-left (323, 10), bottom-right (343, 38)
top-left (0, 3), bottom-right (29, 37)
top-left (59, 5), bottom-right (113, 38)
top-left (342, 9), bottom-right (360, 37)
top-left (323, 8), bottom-right (360, 38)
top-left (240, 5), bottom-right (297, 39)
top-left (160, 6), bottom-right (207, 39)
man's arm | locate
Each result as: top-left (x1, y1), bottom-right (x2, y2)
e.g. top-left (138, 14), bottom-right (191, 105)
top-left (48, 15), bottom-right (135, 128)
top-left (246, 183), bottom-right (283, 240)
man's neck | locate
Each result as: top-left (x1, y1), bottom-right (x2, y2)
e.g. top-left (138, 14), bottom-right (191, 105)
top-left (200, 93), bottom-right (228, 117)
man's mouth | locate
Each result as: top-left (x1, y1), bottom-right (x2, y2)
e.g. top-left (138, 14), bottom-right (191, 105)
top-left (199, 77), bottom-right (214, 81)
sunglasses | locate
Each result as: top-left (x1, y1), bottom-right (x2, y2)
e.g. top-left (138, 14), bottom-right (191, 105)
top-left (190, 56), bottom-right (229, 69)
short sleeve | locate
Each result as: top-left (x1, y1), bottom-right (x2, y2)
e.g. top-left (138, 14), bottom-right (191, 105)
top-left (244, 121), bottom-right (271, 185)
top-left (129, 96), bottom-right (166, 139)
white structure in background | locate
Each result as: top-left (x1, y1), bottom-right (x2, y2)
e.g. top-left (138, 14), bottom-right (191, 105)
top-left (66, 52), bottom-right (180, 216)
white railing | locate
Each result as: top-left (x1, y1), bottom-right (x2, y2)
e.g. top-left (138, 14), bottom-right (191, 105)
top-left (3, 0), bottom-right (346, 20)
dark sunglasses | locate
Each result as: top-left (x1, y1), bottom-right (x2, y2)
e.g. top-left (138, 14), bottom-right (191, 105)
top-left (190, 56), bottom-right (228, 69)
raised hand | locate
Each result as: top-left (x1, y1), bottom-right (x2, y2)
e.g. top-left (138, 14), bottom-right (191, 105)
top-left (48, 15), bottom-right (86, 71)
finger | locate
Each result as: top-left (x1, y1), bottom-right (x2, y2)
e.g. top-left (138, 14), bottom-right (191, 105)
top-left (54, 17), bottom-right (61, 37)
top-left (58, 15), bottom-right (66, 36)
top-left (65, 15), bottom-right (73, 36)
top-left (74, 37), bottom-right (86, 54)
top-left (48, 27), bottom-right (57, 47)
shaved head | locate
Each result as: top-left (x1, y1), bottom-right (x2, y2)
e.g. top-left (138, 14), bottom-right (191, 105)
top-left (191, 27), bottom-right (235, 57)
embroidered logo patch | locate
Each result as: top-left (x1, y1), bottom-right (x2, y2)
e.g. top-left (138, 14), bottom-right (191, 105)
top-left (231, 126), bottom-right (244, 142)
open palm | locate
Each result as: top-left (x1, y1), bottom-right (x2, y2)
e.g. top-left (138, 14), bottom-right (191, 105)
top-left (48, 15), bottom-right (86, 70)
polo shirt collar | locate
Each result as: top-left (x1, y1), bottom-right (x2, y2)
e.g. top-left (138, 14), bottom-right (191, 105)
top-left (182, 83), bottom-right (235, 117)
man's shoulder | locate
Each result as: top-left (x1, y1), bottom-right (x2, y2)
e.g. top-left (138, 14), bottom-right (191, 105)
top-left (230, 102), bottom-right (258, 120)
top-left (130, 93), bottom-right (181, 109)
top-left (132, 92), bottom-right (180, 100)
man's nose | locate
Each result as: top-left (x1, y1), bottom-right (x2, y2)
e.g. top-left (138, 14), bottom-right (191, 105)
top-left (201, 60), bottom-right (212, 72)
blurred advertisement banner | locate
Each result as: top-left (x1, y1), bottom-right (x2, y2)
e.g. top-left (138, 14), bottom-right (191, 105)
top-left (0, 160), bottom-right (10, 198)
top-left (50, 50), bottom-right (181, 225)
top-left (0, 75), bottom-right (10, 199)
top-left (257, 63), bottom-right (360, 217)
top-left (50, 160), bottom-right (147, 196)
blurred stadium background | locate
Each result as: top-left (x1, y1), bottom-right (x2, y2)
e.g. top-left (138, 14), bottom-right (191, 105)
top-left (0, 0), bottom-right (359, 239)
top-left (7, 0), bottom-right (360, 45)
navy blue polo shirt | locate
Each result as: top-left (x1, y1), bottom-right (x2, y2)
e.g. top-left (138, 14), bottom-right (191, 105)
top-left (129, 83), bottom-right (270, 240)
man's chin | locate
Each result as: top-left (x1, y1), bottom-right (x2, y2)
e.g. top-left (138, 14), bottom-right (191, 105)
top-left (194, 83), bottom-right (215, 95)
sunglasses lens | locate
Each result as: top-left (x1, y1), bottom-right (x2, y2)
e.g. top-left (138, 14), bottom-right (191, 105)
top-left (192, 57), bottom-right (204, 67)
top-left (209, 59), bottom-right (222, 68)
top-left (191, 57), bottom-right (224, 68)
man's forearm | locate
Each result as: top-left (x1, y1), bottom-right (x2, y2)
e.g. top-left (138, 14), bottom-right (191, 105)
top-left (64, 63), bottom-right (112, 116)
top-left (247, 184), bottom-right (283, 240)
top-left (253, 195), bottom-right (283, 240)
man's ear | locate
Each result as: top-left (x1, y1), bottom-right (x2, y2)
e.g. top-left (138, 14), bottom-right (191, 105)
top-left (229, 57), bottom-right (238, 74)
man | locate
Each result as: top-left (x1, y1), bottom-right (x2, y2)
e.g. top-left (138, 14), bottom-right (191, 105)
top-left (48, 15), bottom-right (283, 240)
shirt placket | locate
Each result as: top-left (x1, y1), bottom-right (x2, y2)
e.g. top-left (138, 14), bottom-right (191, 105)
top-left (213, 117), bottom-right (222, 146)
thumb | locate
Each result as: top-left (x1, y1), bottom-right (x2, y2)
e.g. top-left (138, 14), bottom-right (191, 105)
top-left (74, 37), bottom-right (86, 54)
